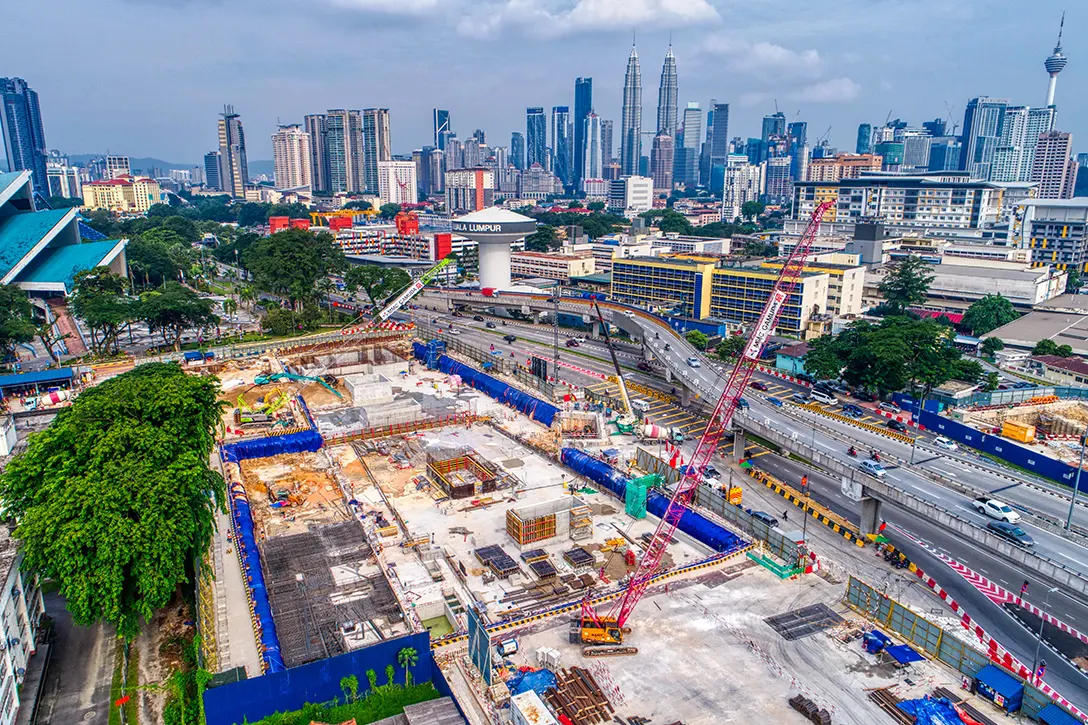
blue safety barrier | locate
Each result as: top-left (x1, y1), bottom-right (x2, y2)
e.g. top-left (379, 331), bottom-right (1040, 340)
top-left (229, 482), bottom-right (284, 673)
top-left (560, 448), bottom-right (747, 552)
top-left (220, 429), bottom-right (324, 463)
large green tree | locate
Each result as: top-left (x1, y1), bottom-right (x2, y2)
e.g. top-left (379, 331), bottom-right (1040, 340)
top-left (524, 225), bottom-right (559, 252)
top-left (70, 268), bottom-right (133, 356)
top-left (139, 282), bottom-right (219, 351)
top-left (242, 228), bottom-right (345, 308)
top-left (344, 265), bottom-right (411, 306)
top-left (740, 200), bottom-right (765, 222)
top-left (685, 330), bottom-right (708, 350)
top-left (0, 363), bottom-right (225, 639)
top-left (981, 337), bottom-right (1004, 356)
top-left (878, 256), bottom-right (934, 314)
top-left (962, 294), bottom-right (1019, 336)
top-left (715, 335), bottom-right (747, 361)
top-left (0, 285), bottom-right (37, 362)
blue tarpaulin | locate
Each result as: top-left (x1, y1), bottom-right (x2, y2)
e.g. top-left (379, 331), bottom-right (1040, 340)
top-left (504, 669), bottom-right (557, 697)
top-left (220, 429), bottom-right (324, 463)
top-left (863, 630), bottom-right (891, 654)
top-left (897, 697), bottom-right (961, 725)
top-left (974, 664), bottom-right (1024, 713)
top-left (228, 482), bottom-right (284, 672)
top-left (885, 644), bottom-right (924, 664)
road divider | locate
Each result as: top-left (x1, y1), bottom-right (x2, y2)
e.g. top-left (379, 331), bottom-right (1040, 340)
top-left (744, 468), bottom-right (866, 547)
top-left (798, 403), bottom-right (916, 444)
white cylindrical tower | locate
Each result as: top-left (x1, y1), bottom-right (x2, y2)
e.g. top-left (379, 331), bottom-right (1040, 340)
top-left (1044, 14), bottom-right (1067, 107)
top-left (450, 208), bottom-right (537, 290)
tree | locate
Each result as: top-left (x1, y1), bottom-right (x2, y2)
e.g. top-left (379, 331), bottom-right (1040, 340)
top-left (343, 266), bottom-right (411, 306)
top-left (983, 371), bottom-right (1001, 391)
top-left (951, 358), bottom-right (984, 384)
top-left (1068, 268), bottom-right (1082, 293)
top-left (236, 202), bottom-right (271, 228)
top-left (0, 285), bottom-right (37, 363)
top-left (981, 337), bottom-right (1005, 356)
top-left (340, 675), bottom-right (359, 703)
top-left (685, 330), bottom-right (708, 351)
top-left (243, 228), bottom-right (345, 309)
top-left (35, 317), bottom-right (69, 365)
top-left (742, 240), bottom-right (778, 257)
top-left (878, 256), bottom-right (934, 314)
top-left (139, 282), bottom-right (219, 351)
top-left (740, 200), bottom-right (765, 222)
top-left (587, 201), bottom-right (606, 211)
top-left (222, 297), bottom-right (238, 323)
top-left (316, 278), bottom-right (337, 321)
top-left (1057, 343), bottom-right (1074, 357)
top-left (397, 647), bottom-right (418, 686)
top-left (262, 307), bottom-right (298, 336)
top-left (658, 210), bottom-right (693, 235)
top-left (715, 334), bottom-right (746, 361)
top-left (126, 234), bottom-right (185, 288)
top-left (962, 294), bottom-right (1018, 336)
top-left (70, 268), bottom-right (133, 356)
top-left (802, 335), bottom-right (845, 381)
top-left (238, 285), bottom-right (257, 312)
top-left (524, 225), bottom-right (559, 252)
top-left (568, 200), bottom-right (583, 209)
top-left (0, 363), bottom-right (225, 639)
top-left (379, 203), bottom-right (401, 220)
top-left (1033, 339), bottom-right (1060, 356)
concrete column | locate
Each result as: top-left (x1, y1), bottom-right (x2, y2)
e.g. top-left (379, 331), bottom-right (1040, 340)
top-left (665, 367), bottom-right (673, 383)
top-left (732, 428), bottom-right (747, 461)
top-left (478, 242), bottom-right (511, 289)
top-left (859, 497), bottom-right (883, 537)
top-left (680, 385), bottom-right (692, 407)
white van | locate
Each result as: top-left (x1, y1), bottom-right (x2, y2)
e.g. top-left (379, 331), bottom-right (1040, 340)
top-left (631, 399), bottom-right (652, 415)
top-left (810, 390), bottom-right (837, 405)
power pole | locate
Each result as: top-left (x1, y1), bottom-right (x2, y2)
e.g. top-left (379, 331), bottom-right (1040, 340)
top-left (553, 284), bottom-right (561, 381)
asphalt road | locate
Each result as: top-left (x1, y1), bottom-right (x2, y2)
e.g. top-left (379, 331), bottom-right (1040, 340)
top-left (36, 592), bottom-right (116, 725)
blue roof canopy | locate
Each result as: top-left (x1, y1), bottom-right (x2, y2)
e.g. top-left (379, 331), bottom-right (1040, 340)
top-left (0, 367), bottom-right (74, 390)
top-left (1039, 703), bottom-right (1082, 725)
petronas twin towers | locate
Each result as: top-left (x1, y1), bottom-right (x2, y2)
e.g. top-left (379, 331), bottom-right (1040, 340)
top-left (620, 43), bottom-right (679, 177)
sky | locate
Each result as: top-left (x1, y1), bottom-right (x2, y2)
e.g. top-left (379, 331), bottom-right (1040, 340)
top-left (3, 0), bottom-right (1081, 164)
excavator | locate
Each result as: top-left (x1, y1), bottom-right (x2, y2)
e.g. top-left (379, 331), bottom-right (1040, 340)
top-left (591, 299), bottom-right (638, 435)
top-left (253, 371), bottom-right (343, 398)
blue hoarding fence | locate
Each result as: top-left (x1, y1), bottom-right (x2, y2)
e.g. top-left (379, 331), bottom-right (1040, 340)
top-left (203, 632), bottom-right (442, 725)
top-left (916, 410), bottom-right (1085, 492)
top-left (228, 482), bottom-right (284, 674)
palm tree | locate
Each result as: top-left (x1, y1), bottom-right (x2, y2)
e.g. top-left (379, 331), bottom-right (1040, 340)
top-left (223, 297), bottom-right (238, 323)
top-left (397, 647), bottom-right (418, 686)
top-left (239, 285), bottom-right (257, 312)
top-left (316, 278), bottom-right (337, 321)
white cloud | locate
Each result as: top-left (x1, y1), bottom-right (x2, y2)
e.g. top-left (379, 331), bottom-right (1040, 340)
top-left (699, 35), bottom-right (822, 81)
top-left (458, 0), bottom-right (720, 38)
top-left (788, 77), bottom-right (861, 103)
top-left (324, 0), bottom-right (442, 14)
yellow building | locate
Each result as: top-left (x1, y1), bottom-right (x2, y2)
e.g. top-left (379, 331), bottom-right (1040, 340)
top-left (82, 175), bottom-right (162, 213)
top-left (760, 258), bottom-right (864, 317)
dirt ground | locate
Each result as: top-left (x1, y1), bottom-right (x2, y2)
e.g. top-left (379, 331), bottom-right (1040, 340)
top-left (240, 452), bottom-right (348, 537)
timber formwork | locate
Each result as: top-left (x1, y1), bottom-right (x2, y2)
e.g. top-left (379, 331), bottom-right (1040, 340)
top-left (426, 448), bottom-right (500, 500)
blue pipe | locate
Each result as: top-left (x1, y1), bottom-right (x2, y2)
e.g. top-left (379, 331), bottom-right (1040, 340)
top-left (229, 483), bottom-right (285, 672)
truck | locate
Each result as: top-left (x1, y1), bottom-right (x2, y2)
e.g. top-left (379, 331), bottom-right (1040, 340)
top-left (973, 497), bottom-right (1022, 523)
top-left (481, 287), bottom-right (499, 298)
top-left (638, 424), bottom-right (685, 443)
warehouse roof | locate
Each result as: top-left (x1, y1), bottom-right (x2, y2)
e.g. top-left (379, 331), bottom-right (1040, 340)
top-left (0, 208), bottom-right (74, 282)
top-left (0, 367), bottom-right (74, 390)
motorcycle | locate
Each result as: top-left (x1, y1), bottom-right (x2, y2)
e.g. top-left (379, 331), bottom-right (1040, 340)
top-left (848, 447), bottom-right (857, 458)
top-left (870, 450), bottom-right (881, 462)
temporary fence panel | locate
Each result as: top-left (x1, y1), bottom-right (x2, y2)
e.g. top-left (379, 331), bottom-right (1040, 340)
top-left (203, 631), bottom-right (433, 725)
top-left (435, 355), bottom-right (559, 427)
top-left (559, 448), bottom-right (747, 553)
top-left (917, 410), bottom-right (1083, 490)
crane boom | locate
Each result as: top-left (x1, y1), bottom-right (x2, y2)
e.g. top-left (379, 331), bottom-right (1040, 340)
top-left (370, 256), bottom-right (454, 325)
top-left (592, 299), bottom-right (634, 417)
top-left (592, 200), bottom-right (835, 630)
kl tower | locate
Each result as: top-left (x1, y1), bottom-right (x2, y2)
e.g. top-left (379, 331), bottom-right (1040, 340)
top-left (451, 208), bottom-right (537, 289)
top-left (1044, 13), bottom-right (1068, 107)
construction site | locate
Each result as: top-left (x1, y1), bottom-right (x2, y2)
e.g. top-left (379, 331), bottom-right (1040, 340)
top-left (957, 396), bottom-right (1088, 466)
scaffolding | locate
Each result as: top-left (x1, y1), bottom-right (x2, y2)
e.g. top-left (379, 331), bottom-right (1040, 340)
top-left (426, 447), bottom-right (505, 500)
top-left (505, 496), bottom-right (592, 546)
top-left (261, 521), bottom-right (402, 669)
top-left (624, 474), bottom-right (658, 519)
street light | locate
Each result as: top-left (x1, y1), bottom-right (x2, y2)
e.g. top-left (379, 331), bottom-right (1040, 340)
top-left (1066, 427), bottom-right (1085, 531)
top-left (1030, 585), bottom-right (1061, 686)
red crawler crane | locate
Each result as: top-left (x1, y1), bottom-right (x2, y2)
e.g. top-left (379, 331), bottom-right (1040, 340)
top-left (578, 200), bottom-right (836, 644)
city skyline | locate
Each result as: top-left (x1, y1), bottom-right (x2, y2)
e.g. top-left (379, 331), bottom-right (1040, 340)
top-left (0, 1), bottom-right (1080, 166)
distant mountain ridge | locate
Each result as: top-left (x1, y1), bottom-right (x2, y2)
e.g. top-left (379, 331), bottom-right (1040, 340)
top-left (64, 155), bottom-right (274, 179)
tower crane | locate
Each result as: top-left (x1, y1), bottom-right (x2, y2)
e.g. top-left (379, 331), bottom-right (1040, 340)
top-left (578, 200), bottom-right (836, 645)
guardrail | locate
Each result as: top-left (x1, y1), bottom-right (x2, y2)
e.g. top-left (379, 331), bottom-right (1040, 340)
top-left (735, 411), bottom-right (1088, 600)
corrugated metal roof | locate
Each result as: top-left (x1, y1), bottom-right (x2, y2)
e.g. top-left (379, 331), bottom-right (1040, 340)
top-left (0, 367), bottom-right (74, 389)
top-left (1039, 703), bottom-right (1081, 725)
top-left (15, 239), bottom-right (124, 292)
top-left (0, 171), bottom-right (25, 197)
top-left (975, 664), bottom-right (1024, 699)
top-left (0, 208), bottom-right (72, 279)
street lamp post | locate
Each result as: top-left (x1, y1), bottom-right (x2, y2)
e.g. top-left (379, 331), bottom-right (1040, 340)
top-left (1066, 427), bottom-right (1086, 530)
top-left (1030, 586), bottom-right (1060, 686)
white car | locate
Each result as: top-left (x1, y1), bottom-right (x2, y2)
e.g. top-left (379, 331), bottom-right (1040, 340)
top-left (687, 357), bottom-right (701, 368)
top-left (878, 402), bottom-right (901, 414)
top-left (974, 497), bottom-right (1021, 523)
top-left (859, 459), bottom-right (886, 478)
top-left (933, 436), bottom-right (958, 452)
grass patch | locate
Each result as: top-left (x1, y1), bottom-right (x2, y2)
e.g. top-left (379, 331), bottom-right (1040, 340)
top-left (744, 431), bottom-right (781, 453)
top-left (250, 682), bottom-right (441, 725)
top-left (107, 639), bottom-right (138, 725)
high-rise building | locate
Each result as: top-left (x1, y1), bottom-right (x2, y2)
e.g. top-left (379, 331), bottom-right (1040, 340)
top-left (573, 77), bottom-right (592, 191)
top-left (764, 156), bottom-right (792, 204)
top-left (927, 138), bottom-right (963, 172)
top-left (511, 132), bottom-right (525, 170)
top-left (708, 102), bottom-right (730, 192)
top-left (855, 123), bottom-right (872, 155)
top-left (326, 109), bottom-right (365, 193)
top-left (620, 45), bottom-right (642, 176)
top-left (787, 121), bottom-right (808, 183)
top-left (761, 112), bottom-right (786, 143)
top-left (361, 108), bottom-right (391, 193)
top-left (960, 97), bottom-right (1008, 179)
top-left (656, 46), bottom-right (678, 137)
top-left (304, 114), bottom-right (330, 192)
top-left (471, 129), bottom-right (486, 145)
top-left (722, 157), bottom-right (765, 222)
top-left (377, 160), bottom-right (418, 205)
top-left (526, 107), bottom-right (546, 168)
top-left (417, 147), bottom-right (444, 195)
top-left (105, 156), bottom-right (130, 179)
top-left (582, 111), bottom-right (603, 189)
top-left (806, 153), bottom-right (883, 182)
top-left (899, 129), bottom-right (932, 173)
top-left (552, 106), bottom-right (571, 187)
top-left (1044, 14), bottom-right (1067, 107)
top-left (1032, 131), bottom-right (1078, 199)
top-left (46, 158), bottom-right (81, 199)
top-left (445, 167), bottom-right (494, 212)
top-left (600, 120), bottom-right (614, 166)
top-left (217, 105), bottom-right (249, 198)
top-left (445, 136), bottom-right (464, 170)
top-left (0, 78), bottom-right (48, 193)
top-left (271, 124), bottom-right (312, 190)
top-left (674, 102), bottom-right (702, 187)
top-left (922, 119), bottom-right (947, 138)
top-left (650, 132), bottom-right (674, 192)
top-left (433, 109), bottom-right (450, 149)
top-left (993, 106), bottom-right (1056, 182)
top-left (203, 151), bottom-right (221, 191)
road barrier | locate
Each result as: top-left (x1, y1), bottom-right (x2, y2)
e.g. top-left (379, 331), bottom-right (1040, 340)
top-left (798, 403), bottom-right (917, 444)
top-left (745, 468), bottom-right (866, 547)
